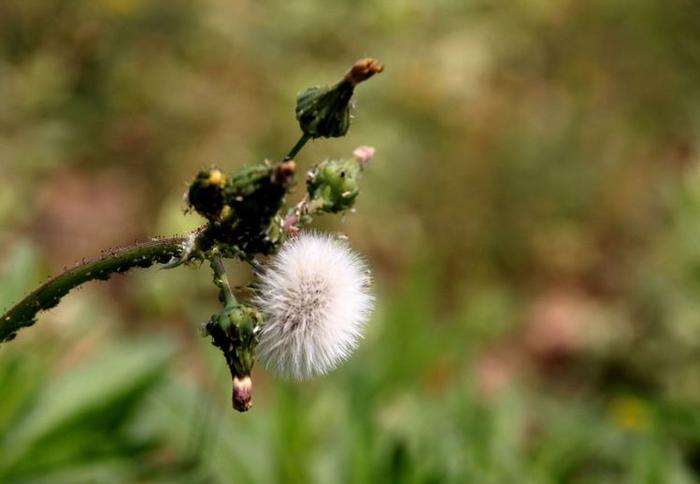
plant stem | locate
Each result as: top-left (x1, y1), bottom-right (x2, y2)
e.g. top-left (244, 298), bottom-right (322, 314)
top-left (0, 236), bottom-right (187, 342)
top-left (285, 133), bottom-right (311, 161)
top-left (209, 252), bottom-right (237, 308)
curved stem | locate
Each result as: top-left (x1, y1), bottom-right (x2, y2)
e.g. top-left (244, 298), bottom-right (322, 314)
top-left (0, 236), bottom-right (187, 342)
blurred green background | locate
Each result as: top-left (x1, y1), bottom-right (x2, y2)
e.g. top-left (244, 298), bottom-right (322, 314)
top-left (3, 0), bottom-right (700, 482)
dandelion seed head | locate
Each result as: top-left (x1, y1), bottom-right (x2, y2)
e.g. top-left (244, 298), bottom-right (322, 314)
top-left (255, 232), bottom-right (373, 380)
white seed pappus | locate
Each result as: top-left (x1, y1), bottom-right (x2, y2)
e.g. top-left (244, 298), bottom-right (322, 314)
top-left (255, 232), bottom-right (373, 379)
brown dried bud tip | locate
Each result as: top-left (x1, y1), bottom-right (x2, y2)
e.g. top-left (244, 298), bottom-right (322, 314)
top-left (232, 375), bottom-right (253, 412)
top-left (344, 58), bottom-right (384, 87)
top-left (272, 160), bottom-right (297, 185)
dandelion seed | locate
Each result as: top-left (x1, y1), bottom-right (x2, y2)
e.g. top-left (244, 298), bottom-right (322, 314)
top-left (254, 232), bottom-right (373, 380)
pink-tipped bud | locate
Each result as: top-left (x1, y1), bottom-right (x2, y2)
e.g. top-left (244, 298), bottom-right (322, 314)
top-left (232, 375), bottom-right (252, 412)
top-left (353, 145), bottom-right (375, 168)
top-left (282, 214), bottom-right (301, 237)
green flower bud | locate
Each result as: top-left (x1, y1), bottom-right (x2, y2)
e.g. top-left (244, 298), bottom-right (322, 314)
top-left (296, 58), bottom-right (383, 139)
top-left (187, 168), bottom-right (227, 220)
top-left (296, 84), bottom-right (353, 138)
top-left (205, 303), bottom-right (263, 411)
top-left (307, 157), bottom-right (363, 213)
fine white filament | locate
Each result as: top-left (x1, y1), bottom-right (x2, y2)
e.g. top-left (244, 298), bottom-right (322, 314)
top-left (255, 232), bottom-right (373, 380)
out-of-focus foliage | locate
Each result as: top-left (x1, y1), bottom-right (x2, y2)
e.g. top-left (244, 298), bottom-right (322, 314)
top-left (3, 0), bottom-right (700, 482)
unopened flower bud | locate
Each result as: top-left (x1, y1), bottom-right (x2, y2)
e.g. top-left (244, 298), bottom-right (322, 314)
top-left (187, 168), bottom-right (227, 220)
top-left (295, 84), bottom-right (353, 138)
top-left (307, 158), bottom-right (363, 213)
top-left (205, 304), bottom-right (262, 411)
top-left (295, 58), bottom-right (383, 139)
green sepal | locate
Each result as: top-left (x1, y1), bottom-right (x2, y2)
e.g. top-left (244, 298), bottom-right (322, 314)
top-left (295, 82), bottom-right (354, 139)
top-left (194, 160), bottom-right (296, 256)
top-left (206, 304), bottom-right (263, 379)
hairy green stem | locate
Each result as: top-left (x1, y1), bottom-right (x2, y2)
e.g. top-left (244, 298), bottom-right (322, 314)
top-left (0, 236), bottom-right (187, 342)
top-left (209, 252), bottom-right (237, 308)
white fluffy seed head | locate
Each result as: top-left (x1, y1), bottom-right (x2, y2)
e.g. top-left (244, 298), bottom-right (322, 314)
top-left (254, 232), bottom-right (373, 380)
